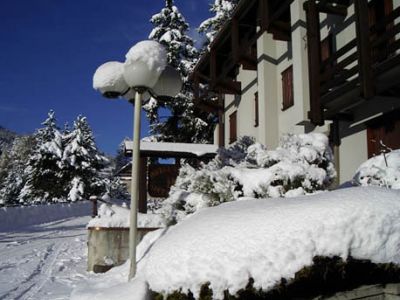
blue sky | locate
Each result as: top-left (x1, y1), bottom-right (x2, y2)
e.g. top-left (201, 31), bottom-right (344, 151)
top-left (0, 0), bottom-right (210, 155)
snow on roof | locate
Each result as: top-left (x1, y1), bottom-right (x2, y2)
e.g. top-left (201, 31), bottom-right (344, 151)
top-left (124, 141), bottom-right (218, 157)
top-left (87, 204), bottom-right (165, 229)
top-left (141, 187), bottom-right (400, 298)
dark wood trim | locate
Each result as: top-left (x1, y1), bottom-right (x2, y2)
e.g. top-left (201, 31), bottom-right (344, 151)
top-left (229, 111), bottom-right (237, 144)
top-left (281, 65), bottom-right (294, 111)
top-left (354, 0), bottom-right (374, 99)
top-left (218, 94), bottom-right (225, 147)
top-left (139, 157), bottom-right (147, 213)
top-left (306, 0), bottom-right (324, 125)
top-left (254, 91), bottom-right (259, 127)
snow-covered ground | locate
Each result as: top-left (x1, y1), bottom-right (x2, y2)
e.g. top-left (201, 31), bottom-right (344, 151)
top-left (72, 187), bottom-right (400, 300)
top-left (0, 202), bottom-right (96, 300)
top-left (0, 216), bottom-right (90, 300)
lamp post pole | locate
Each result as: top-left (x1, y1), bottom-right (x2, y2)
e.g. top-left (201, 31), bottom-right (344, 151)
top-left (128, 89), bottom-right (143, 280)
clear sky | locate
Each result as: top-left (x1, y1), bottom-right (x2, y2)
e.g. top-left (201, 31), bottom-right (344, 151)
top-left (0, 0), bottom-right (210, 155)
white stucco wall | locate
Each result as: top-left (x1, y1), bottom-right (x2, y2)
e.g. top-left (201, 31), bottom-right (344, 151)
top-left (339, 130), bottom-right (368, 183)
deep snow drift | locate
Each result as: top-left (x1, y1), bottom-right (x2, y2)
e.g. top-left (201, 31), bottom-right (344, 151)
top-left (72, 187), bottom-right (400, 300)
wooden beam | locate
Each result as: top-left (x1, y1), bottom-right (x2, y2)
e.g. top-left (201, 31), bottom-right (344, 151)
top-left (214, 79), bottom-right (242, 94)
top-left (306, 0), bottom-right (324, 125)
top-left (259, 0), bottom-right (269, 32)
top-left (316, 3), bottom-right (348, 16)
top-left (269, 0), bottom-right (292, 23)
top-left (354, 0), bottom-right (374, 99)
top-left (217, 94), bottom-right (225, 147)
top-left (231, 17), bottom-right (240, 62)
top-left (138, 157), bottom-right (147, 213)
top-left (210, 48), bottom-right (217, 84)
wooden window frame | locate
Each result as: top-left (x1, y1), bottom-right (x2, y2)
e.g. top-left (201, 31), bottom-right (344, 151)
top-left (254, 92), bottom-right (259, 127)
top-left (229, 111), bottom-right (237, 144)
top-left (281, 65), bottom-right (294, 111)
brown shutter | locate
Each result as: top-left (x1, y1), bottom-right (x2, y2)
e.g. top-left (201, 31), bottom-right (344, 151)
top-left (281, 66), bottom-right (294, 111)
top-left (229, 111), bottom-right (237, 144)
top-left (254, 92), bottom-right (259, 127)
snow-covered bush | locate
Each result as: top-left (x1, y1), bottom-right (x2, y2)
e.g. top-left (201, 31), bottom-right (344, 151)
top-left (353, 149), bottom-right (400, 189)
top-left (161, 133), bottom-right (336, 223)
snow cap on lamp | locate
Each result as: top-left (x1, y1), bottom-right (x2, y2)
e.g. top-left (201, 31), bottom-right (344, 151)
top-left (123, 40), bottom-right (167, 89)
top-left (93, 61), bottom-right (129, 98)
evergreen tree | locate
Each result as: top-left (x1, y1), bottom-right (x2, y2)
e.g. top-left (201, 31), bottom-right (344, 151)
top-left (63, 115), bottom-right (108, 201)
top-left (0, 135), bottom-right (35, 205)
top-left (147, 0), bottom-right (214, 143)
top-left (198, 0), bottom-right (238, 47)
top-left (20, 110), bottom-right (65, 203)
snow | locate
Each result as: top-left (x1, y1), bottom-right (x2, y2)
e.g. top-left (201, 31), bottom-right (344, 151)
top-left (87, 203), bottom-right (165, 228)
top-left (143, 187), bottom-right (400, 299)
top-left (354, 149), bottom-right (400, 189)
top-left (92, 61), bottom-right (128, 94)
top-left (125, 40), bottom-right (167, 78)
top-left (0, 203), bottom-right (92, 300)
top-left (124, 141), bottom-right (218, 157)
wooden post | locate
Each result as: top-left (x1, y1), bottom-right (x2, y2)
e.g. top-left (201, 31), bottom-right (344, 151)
top-left (218, 94), bottom-right (225, 147)
top-left (306, 0), bottom-right (324, 125)
top-left (138, 157), bottom-right (147, 213)
top-left (210, 48), bottom-right (217, 87)
top-left (354, 0), bottom-right (374, 99)
top-left (231, 17), bottom-right (240, 63)
top-left (259, 0), bottom-right (269, 32)
top-left (90, 195), bottom-right (98, 218)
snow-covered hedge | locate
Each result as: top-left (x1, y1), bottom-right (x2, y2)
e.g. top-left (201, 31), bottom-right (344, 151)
top-left (353, 149), bottom-right (400, 189)
top-left (161, 133), bottom-right (336, 223)
top-left (143, 187), bottom-right (400, 299)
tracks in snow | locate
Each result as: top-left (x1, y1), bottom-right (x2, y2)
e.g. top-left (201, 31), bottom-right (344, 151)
top-left (0, 241), bottom-right (67, 300)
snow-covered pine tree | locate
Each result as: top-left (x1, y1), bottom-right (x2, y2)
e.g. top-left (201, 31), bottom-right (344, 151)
top-left (20, 110), bottom-right (65, 203)
top-left (0, 135), bottom-right (36, 206)
top-left (198, 0), bottom-right (238, 47)
top-left (63, 115), bottom-right (108, 201)
top-left (147, 0), bottom-right (214, 143)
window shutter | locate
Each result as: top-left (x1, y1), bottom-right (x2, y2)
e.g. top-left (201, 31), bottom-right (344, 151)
top-left (281, 66), bottom-right (294, 110)
top-left (229, 111), bottom-right (237, 144)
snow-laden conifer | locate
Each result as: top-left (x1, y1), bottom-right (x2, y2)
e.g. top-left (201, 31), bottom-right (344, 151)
top-left (198, 0), bottom-right (238, 46)
top-left (147, 0), bottom-right (214, 143)
top-left (63, 115), bottom-right (108, 201)
top-left (20, 110), bottom-right (65, 203)
top-left (0, 135), bottom-right (35, 205)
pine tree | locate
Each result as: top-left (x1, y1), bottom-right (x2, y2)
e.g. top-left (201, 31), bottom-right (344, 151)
top-left (20, 110), bottom-right (65, 203)
top-left (0, 135), bottom-right (35, 206)
top-left (147, 0), bottom-right (214, 143)
top-left (198, 0), bottom-right (238, 47)
top-left (63, 115), bottom-right (108, 201)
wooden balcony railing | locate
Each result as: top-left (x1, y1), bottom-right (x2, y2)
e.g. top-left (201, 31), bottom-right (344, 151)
top-left (307, 0), bottom-right (400, 125)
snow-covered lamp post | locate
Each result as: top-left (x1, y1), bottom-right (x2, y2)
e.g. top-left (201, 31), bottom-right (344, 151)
top-left (93, 40), bottom-right (182, 280)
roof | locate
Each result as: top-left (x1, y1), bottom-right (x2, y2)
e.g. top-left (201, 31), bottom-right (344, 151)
top-left (124, 141), bottom-right (218, 158)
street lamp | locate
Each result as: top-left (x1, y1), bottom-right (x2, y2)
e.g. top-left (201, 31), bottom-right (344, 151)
top-left (93, 40), bottom-right (182, 280)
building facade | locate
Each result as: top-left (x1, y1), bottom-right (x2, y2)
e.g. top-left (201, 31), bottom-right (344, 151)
top-left (192, 0), bottom-right (400, 183)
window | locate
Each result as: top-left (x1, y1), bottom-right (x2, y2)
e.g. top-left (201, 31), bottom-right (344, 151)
top-left (229, 111), bottom-right (237, 144)
top-left (281, 66), bottom-right (294, 111)
top-left (254, 92), bottom-right (259, 127)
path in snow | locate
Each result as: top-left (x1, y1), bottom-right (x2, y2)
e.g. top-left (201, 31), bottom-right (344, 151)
top-left (0, 216), bottom-right (90, 300)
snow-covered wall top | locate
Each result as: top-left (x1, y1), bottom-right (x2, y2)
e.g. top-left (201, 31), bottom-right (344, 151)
top-left (141, 187), bottom-right (400, 299)
top-left (124, 141), bottom-right (218, 157)
top-left (87, 204), bottom-right (165, 229)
